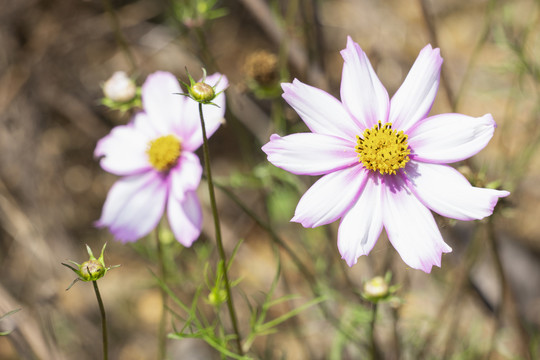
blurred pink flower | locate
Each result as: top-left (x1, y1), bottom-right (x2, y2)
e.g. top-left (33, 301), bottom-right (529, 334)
top-left (95, 71), bottom-right (228, 246)
top-left (262, 37), bottom-right (509, 273)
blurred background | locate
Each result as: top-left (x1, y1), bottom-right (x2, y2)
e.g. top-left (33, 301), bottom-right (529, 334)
top-left (0, 0), bottom-right (539, 359)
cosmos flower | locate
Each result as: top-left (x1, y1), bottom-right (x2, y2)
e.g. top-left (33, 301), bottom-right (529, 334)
top-left (262, 37), bottom-right (509, 273)
top-left (95, 71), bottom-right (228, 246)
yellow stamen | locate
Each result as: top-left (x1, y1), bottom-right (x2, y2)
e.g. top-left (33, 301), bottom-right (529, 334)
top-left (147, 135), bottom-right (182, 172)
top-left (355, 121), bottom-right (410, 175)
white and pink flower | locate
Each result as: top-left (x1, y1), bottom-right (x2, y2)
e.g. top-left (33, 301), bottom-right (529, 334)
top-left (262, 37), bottom-right (509, 273)
top-left (95, 71), bottom-right (227, 246)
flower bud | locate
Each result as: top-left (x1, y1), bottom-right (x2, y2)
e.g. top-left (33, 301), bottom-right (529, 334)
top-left (180, 68), bottom-right (225, 105)
top-left (208, 288), bottom-right (227, 307)
top-left (79, 259), bottom-right (106, 281)
top-left (62, 243), bottom-right (119, 290)
top-left (189, 82), bottom-right (215, 103)
top-left (103, 71), bottom-right (137, 103)
top-left (363, 276), bottom-right (389, 299)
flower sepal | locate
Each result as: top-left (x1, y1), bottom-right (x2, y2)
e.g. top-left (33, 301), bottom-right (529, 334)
top-left (62, 243), bottom-right (120, 290)
top-left (176, 67), bottom-right (225, 106)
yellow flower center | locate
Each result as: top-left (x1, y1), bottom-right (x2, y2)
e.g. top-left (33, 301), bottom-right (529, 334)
top-left (355, 121), bottom-right (410, 175)
top-left (147, 135), bottom-right (182, 172)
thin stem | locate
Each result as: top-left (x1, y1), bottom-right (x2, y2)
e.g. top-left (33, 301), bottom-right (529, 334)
top-left (155, 228), bottom-right (167, 360)
top-left (198, 102), bottom-right (244, 355)
top-left (391, 307), bottom-right (401, 360)
top-left (212, 181), bottom-right (365, 348)
top-left (369, 303), bottom-right (379, 360)
top-left (92, 281), bottom-right (108, 360)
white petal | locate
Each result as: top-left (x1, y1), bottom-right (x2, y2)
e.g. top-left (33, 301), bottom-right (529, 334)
top-left (142, 71), bottom-right (183, 134)
top-left (169, 152), bottom-right (203, 202)
top-left (292, 165), bottom-right (368, 227)
top-left (94, 118), bottom-right (152, 176)
top-left (131, 111), bottom-right (160, 139)
top-left (405, 161), bottom-right (509, 221)
top-left (340, 36), bottom-right (390, 129)
top-left (167, 190), bottom-right (202, 247)
top-left (181, 74), bottom-right (228, 151)
top-left (262, 133), bottom-right (358, 175)
top-left (337, 175), bottom-right (384, 266)
top-left (389, 45), bottom-right (443, 132)
top-left (96, 172), bottom-right (168, 242)
top-left (381, 175), bottom-right (452, 273)
top-left (408, 113), bottom-right (496, 163)
top-left (282, 79), bottom-right (361, 139)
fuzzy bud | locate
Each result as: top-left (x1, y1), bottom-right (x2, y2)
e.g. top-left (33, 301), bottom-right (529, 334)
top-left (103, 71), bottom-right (137, 103)
top-left (244, 50), bottom-right (278, 86)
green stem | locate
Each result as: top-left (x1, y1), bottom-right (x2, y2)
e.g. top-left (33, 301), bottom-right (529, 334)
top-left (369, 303), bottom-right (379, 360)
top-left (155, 228), bottom-right (167, 360)
top-left (198, 103), bottom-right (243, 355)
top-left (92, 281), bottom-right (108, 360)
top-left (212, 181), bottom-right (364, 348)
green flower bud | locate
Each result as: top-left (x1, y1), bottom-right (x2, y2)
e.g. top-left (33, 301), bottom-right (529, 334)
top-left (208, 288), bottom-right (227, 307)
top-left (189, 82), bottom-right (215, 103)
top-left (79, 259), bottom-right (106, 281)
top-left (62, 243), bottom-right (119, 290)
top-left (178, 67), bottom-right (224, 105)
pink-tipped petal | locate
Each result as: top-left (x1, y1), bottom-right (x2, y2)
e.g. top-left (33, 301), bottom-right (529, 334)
top-left (282, 79), bottom-right (361, 139)
top-left (389, 45), bottom-right (443, 132)
top-left (408, 113), bottom-right (496, 164)
top-left (381, 175), bottom-right (452, 273)
top-left (292, 165), bottom-right (368, 228)
top-left (167, 190), bottom-right (202, 247)
top-left (181, 74), bottom-right (228, 151)
top-left (337, 175), bottom-right (384, 266)
top-left (340, 36), bottom-right (390, 129)
top-left (142, 71), bottom-right (184, 134)
top-left (94, 118), bottom-right (152, 176)
top-left (96, 172), bottom-right (168, 242)
top-left (262, 133), bottom-right (358, 176)
top-left (169, 152), bottom-right (203, 201)
top-left (405, 161), bottom-right (509, 221)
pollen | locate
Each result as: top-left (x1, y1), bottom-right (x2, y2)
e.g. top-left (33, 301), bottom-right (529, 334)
top-left (355, 121), bottom-right (410, 175)
top-left (147, 135), bottom-right (182, 172)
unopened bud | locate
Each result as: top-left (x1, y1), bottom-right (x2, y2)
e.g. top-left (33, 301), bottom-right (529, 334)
top-left (62, 243), bottom-right (119, 290)
top-left (363, 276), bottom-right (389, 300)
top-left (103, 71), bottom-right (137, 103)
top-left (189, 82), bottom-right (215, 103)
top-left (208, 288), bottom-right (227, 306)
top-left (80, 259), bottom-right (106, 281)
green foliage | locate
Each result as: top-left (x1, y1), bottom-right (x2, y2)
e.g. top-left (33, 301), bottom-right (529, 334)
top-left (155, 243), bottom-right (324, 358)
top-left (329, 305), bottom-right (372, 360)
